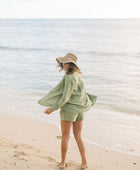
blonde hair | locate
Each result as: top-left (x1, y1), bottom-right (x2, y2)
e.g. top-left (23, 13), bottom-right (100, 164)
top-left (57, 62), bottom-right (82, 75)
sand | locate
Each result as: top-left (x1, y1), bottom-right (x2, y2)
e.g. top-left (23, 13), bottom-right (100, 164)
top-left (0, 113), bottom-right (140, 170)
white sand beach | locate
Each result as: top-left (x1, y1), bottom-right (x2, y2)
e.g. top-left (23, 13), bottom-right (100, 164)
top-left (0, 113), bottom-right (140, 170)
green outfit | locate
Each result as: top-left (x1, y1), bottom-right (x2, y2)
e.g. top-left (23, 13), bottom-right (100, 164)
top-left (38, 72), bottom-right (97, 122)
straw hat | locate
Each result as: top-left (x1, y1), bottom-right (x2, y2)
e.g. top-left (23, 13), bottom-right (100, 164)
top-left (56, 53), bottom-right (80, 69)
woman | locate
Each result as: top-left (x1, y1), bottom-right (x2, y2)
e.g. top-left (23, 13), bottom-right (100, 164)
top-left (38, 53), bottom-right (97, 169)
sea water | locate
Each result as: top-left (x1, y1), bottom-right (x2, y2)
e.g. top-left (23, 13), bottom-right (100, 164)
top-left (0, 19), bottom-right (140, 157)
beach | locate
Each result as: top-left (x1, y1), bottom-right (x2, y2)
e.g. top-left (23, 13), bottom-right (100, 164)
top-left (0, 19), bottom-right (140, 169)
top-left (0, 113), bottom-right (140, 170)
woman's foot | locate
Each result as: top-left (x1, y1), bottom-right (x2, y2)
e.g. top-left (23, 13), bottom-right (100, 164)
top-left (80, 164), bottom-right (88, 169)
top-left (59, 162), bottom-right (67, 169)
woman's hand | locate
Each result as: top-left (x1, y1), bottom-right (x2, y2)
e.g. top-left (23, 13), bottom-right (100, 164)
top-left (44, 108), bottom-right (53, 114)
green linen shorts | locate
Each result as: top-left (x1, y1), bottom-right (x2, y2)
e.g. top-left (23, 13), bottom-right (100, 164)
top-left (60, 110), bottom-right (85, 122)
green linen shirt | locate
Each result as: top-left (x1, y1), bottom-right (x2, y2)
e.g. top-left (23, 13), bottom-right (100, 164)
top-left (38, 71), bottom-right (97, 113)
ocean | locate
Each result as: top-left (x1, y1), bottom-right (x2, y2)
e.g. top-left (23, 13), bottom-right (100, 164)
top-left (0, 19), bottom-right (140, 157)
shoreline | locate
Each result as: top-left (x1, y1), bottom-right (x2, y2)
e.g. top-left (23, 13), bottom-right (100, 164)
top-left (0, 87), bottom-right (140, 158)
top-left (0, 113), bottom-right (140, 170)
top-left (36, 115), bottom-right (140, 158)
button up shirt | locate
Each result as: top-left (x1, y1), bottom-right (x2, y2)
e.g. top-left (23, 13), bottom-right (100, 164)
top-left (38, 71), bottom-right (97, 113)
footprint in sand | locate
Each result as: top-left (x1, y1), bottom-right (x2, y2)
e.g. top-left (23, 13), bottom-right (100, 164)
top-left (13, 151), bottom-right (27, 159)
top-left (13, 150), bottom-right (27, 160)
top-left (13, 144), bottom-right (18, 148)
top-left (15, 151), bottom-right (27, 155)
top-left (19, 143), bottom-right (34, 150)
top-left (48, 156), bottom-right (57, 162)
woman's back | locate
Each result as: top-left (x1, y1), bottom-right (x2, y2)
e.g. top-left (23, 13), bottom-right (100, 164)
top-left (61, 71), bottom-right (92, 113)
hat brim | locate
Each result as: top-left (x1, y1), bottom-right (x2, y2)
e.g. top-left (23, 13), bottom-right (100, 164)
top-left (56, 57), bottom-right (80, 69)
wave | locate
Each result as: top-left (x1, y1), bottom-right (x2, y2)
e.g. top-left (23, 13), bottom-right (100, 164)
top-left (0, 45), bottom-right (132, 56)
top-left (38, 116), bottom-right (140, 157)
top-left (96, 103), bottom-right (140, 116)
top-left (79, 50), bottom-right (129, 56)
top-left (71, 50), bottom-right (139, 57)
top-left (0, 46), bottom-right (51, 52)
top-left (0, 45), bottom-right (139, 60)
top-left (83, 138), bottom-right (140, 157)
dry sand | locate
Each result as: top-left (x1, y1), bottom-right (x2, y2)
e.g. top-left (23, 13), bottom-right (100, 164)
top-left (0, 113), bottom-right (140, 170)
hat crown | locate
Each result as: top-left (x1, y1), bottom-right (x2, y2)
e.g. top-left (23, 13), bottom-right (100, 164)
top-left (56, 53), bottom-right (79, 69)
top-left (64, 53), bottom-right (78, 63)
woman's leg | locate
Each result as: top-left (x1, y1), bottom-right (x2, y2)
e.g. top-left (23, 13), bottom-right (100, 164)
top-left (60, 120), bottom-right (72, 167)
top-left (73, 120), bottom-right (88, 169)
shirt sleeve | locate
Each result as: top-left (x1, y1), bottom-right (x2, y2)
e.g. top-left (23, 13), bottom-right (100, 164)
top-left (50, 75), bottom-right (75, 111)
